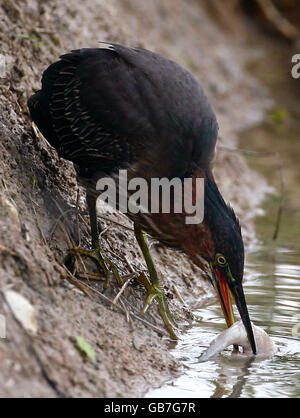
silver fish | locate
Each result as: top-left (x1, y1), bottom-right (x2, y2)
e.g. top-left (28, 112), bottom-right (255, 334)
top-left (200, 321), bottom-right (274, 361)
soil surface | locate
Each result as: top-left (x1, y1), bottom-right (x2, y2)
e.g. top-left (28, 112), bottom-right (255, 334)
top-left (0, 0), bottom-right (272, 397)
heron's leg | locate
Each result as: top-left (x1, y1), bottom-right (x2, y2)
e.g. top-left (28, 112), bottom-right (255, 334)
top-left (66, 192), bottom-right (123, 286)
top-left (134, 223), bottom-right (177, 340)
top-left (86, 192), bottom-right (100, 250)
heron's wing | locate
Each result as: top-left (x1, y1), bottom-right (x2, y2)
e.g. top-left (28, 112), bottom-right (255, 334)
top-left (28, 45), bottom-right (218, 175)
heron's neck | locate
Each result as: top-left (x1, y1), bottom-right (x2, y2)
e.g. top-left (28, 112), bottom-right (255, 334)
top-left (201, 168), bottom-right (228, 217)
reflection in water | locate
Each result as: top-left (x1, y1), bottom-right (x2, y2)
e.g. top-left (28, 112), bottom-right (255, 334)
top-left (147, 247), bottom-right (300, 398)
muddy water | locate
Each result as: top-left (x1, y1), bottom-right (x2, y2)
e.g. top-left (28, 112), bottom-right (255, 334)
top-left (147, 42), bottom-right (300, 398)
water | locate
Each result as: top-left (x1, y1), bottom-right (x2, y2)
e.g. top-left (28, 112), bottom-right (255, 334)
top-left (147, 246), bottom-right (300, 398)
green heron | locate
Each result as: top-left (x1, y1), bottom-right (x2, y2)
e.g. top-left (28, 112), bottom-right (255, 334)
top-left (28, 43), bottom-right (256, 354)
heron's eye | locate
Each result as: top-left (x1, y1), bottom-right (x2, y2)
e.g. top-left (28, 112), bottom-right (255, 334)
top-left (216, 254), bottom-right (227, 266)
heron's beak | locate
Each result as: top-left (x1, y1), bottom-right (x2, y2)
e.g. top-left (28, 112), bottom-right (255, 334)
top-left (212, 267), bottom-right (257, 355)
top-left (231, 283), bottom-right (257, 355)
top-left (212, 267), bottom-right (235, 328)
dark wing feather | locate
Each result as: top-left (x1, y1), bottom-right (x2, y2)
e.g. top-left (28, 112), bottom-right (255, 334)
top-left (28, 45), bottom-right (218, 176)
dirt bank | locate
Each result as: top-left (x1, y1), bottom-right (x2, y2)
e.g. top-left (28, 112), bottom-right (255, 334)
top-left (0, 0), bottom-right (272, 397)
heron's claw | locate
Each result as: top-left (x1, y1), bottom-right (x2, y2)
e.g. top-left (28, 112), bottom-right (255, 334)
top-left (137, 273), bottom-right (178, 340)
top-left (65, 246), bottom-right (123, 287)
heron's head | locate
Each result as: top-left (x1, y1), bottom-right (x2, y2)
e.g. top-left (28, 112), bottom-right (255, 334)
top-left (194, 170), bottom-right (257, 355)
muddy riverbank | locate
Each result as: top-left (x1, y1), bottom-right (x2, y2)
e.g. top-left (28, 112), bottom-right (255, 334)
top-left (0, 0), bottom-right (274, 397)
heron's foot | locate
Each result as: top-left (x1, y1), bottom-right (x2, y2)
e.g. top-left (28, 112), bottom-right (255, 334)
top-left (137, 272), bottom-right (178, 340)
top-left (65, 246), bottom-right (123, 287)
